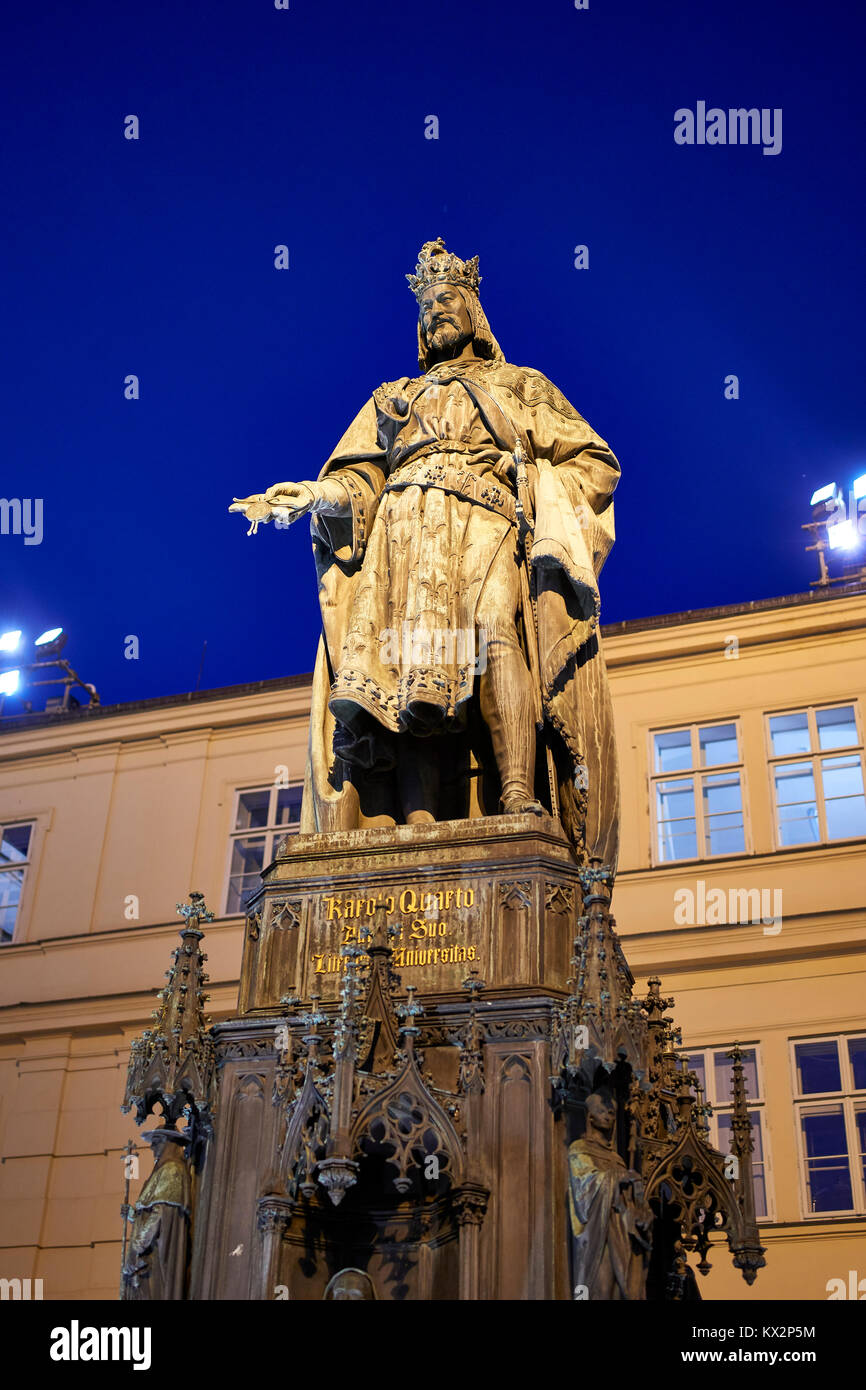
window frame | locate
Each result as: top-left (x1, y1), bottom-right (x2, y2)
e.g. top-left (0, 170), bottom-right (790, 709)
top-left (0, 819), bottom-right (36, 946)
top-left (765, 701), bottom-right (866, 851)
top-left (790, 1032), bottom-right (866, 1220)
top-left (685, 1041), bottom-right (772, 1222)
top-left (648, 718), bottom-right (750, 866)
top-left (223, 782), bottom-right (303, 916)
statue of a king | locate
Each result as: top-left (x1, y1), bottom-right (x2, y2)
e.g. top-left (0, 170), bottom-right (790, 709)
top-left (230, 238), bottom-right (621, 868)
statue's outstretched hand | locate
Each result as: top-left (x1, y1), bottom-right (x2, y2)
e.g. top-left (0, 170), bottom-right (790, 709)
top-left (228, 493), bottom-right (272, 536)
top-left (228, 483), bottom-right (316, 536)
top-left (270, 478), bottom-right (351, 517)
top-left (264, 481), bottom-right (316, 515)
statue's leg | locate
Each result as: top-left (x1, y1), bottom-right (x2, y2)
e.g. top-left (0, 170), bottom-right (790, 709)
top-left (477, 546), bottom-right (544, 816)
top-left (397, 734), bottom-right (442, 825)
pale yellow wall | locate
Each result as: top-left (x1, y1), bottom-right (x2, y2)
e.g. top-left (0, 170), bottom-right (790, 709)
top-left (610, 591), bottom-right (866, 1300)
top-left (0, 595), bottom-right (863, 1300)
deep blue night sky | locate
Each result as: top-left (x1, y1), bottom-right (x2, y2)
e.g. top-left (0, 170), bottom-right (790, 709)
top-left (1, 0), bottom-right (864, 709)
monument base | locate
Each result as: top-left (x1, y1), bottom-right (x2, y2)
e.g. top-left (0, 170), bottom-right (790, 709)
top-left (192, 817), bottom-right (603, 1300)
top-left (239, 813), bottom-right (584, 1010)
top-left (173, 821), bottom-right (763, 1301)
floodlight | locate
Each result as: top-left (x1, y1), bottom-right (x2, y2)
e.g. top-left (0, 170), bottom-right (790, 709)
top-left (34, 627), bottom-right (67, 657)
top-left (0, 630), bottom-right (22, 653)
top-left (853, 473), bottom-right (866, 501)
top-left (827, 519), bottom-right (858, 551)
top-left (810, 483), bottom-right (844, 524)
top-left (0, 670), bottom-right (20, 696)
top-left (810, 483), bottom-right (837, 506)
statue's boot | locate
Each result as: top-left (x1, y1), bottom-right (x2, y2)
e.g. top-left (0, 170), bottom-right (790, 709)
top-left (479, 635), bottom-right (545, 816)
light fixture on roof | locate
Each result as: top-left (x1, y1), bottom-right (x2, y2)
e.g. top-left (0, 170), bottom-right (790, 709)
top-left (809, 483), bottom-right (843, 524)
top-left (34, 627), bottom-right (67, 657)
top-left (0, 627), bottom-right (98, 720)
top-left (0, 670), bottom-right (20, 697)
top-left (809, 482), bottom-right (837, 507)
top-left (803, 477), bottom-right (866, 589)
top-left (827, 519), bottom-right (859, 551)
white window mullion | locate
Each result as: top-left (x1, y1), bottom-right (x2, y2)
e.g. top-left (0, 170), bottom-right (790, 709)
top-left (812, 751), bottom-right (830, 842)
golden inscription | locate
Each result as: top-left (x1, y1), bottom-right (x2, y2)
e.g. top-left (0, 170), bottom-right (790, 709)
top-left (312, 884), bottom-right (478, 978)
top-left (323, 883), bottom-right (475, 920)
top-left (312, 943), bottom-right (477, 976)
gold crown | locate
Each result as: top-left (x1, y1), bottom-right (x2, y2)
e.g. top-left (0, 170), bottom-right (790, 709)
top-left (406, 237), bottom-right (481, 302)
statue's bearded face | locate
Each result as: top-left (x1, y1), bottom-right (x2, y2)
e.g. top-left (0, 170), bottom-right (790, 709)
top-left (586, 1092), bottom-right (616, 1135)
top-left (419, 282), bottom-right (473, 361)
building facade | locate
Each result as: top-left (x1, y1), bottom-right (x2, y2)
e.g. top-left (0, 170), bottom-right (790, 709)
top-left (1, 586), bottom-right (864, 1301)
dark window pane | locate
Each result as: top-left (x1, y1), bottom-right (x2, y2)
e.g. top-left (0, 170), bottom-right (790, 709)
top-left (769, 711), bottom-right (810, 757)
top-left (1, 824), bottom-right (31, 864)
top-left (275, 786), bottom-right (303, 825)
top-left (226, 874), bottom-right (260, 915)
top-left (816, 705), bottom-right (858, 751)
top-left (235, 790), bottom-right (271, 832)
top-left (848, 1038), bottom-right (866, 1091)
top-left (229, 837), bottom-right (265, 876)
top-left (227, 836), bottom-right (266, 913)
top-left (700, 723), bottom-right (738, 767)
top-left (654, 729), bottom-right (692, 775)
top-left (856, 1108), bottom-right (866, 1192)
top-left (801, 1107), bottom-right (853, 1212)
top-left (796, 1041), bottom-right (841, 1094)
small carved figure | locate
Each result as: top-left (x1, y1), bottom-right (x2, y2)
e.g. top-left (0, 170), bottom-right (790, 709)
top-left (568, 1090), bottom-right (652, 1300)
top-left (323, 1267), bottom-right (378, 1300)
top-left (121, 1127), bottom-right (191, 1301)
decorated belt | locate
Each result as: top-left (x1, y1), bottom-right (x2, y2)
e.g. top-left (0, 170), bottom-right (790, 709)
top-left (384, 450), bottom-right (517, 525)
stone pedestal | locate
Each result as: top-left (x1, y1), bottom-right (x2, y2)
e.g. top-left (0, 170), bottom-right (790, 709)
top-left (191, 816), bottom-right (592, 1301)
top-left (239, 813), bottom-right (580, 1011)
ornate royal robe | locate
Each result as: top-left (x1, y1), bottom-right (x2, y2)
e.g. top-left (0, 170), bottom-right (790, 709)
top-left (300, 353), bottom-right (621, 868)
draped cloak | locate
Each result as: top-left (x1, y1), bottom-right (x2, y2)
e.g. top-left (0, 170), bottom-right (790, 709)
top-left (568, 1138), bottom-right (653, 1299)
top-left (300, 355), bottom-right (621, 869)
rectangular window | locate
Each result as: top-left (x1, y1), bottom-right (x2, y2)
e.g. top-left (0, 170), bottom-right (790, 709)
top-left (768, 704), bottom-right (866, 847)
top-left (792, 1034), bottom-right (866, 1216)
top-left (685, 1044), bottom-right (769, 1219)
top-left (225, 784), bottom-right (303, 914)
top-left (651, 722), bottom-right (746, 863)
top-left (0, 822), bottom-right (34, 945)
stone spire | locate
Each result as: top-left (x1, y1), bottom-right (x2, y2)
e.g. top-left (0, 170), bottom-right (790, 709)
top-left (122, 891), bottom-right (215, 1135)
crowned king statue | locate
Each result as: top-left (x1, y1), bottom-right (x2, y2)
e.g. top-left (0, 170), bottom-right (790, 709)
top-left (231, 238), bottom-right (621, 867)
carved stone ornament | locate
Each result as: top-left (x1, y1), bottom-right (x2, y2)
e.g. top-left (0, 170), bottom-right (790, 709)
top-left (545, 881), bottom-right (575, 914)
top-left (499, 880), bottom-right (532, 911)
top-left (270, 899), bottom-right (301, 931)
